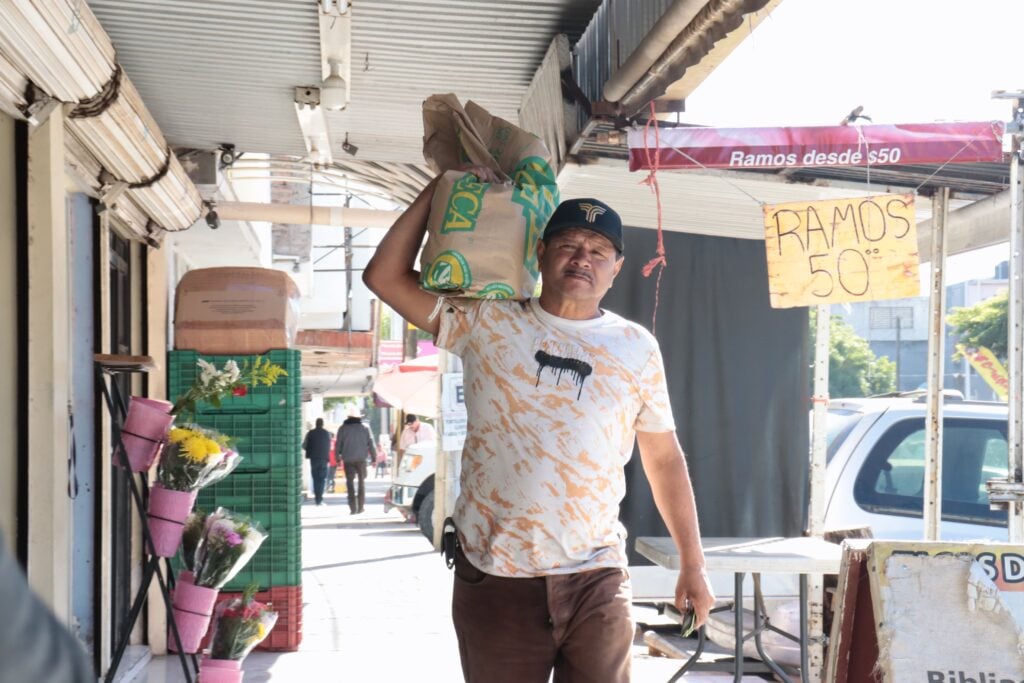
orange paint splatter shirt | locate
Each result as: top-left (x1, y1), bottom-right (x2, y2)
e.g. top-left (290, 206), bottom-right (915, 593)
top-left (436, 298), bottom-right (675, 577)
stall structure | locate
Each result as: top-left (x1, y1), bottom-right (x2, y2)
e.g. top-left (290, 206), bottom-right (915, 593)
top-left (628, 111), bottom-right (1016, 678)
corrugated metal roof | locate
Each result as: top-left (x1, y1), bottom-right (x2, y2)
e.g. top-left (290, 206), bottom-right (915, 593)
top-left (88, 0), bottom-right (601, 176)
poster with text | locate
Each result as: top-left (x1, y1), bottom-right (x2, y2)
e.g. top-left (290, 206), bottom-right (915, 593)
top-left (868, 542), bottom-right (1024, 683)
top-left (763, 193), bottom-right (920, 308)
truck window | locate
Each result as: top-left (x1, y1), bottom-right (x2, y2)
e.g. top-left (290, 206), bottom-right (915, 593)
top-left (825, 408), bottom-right (862, 464)
top-left (852, 418), bottom-right (1008, 527)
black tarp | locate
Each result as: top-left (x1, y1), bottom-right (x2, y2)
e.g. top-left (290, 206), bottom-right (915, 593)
top-left (603, 227), bottom-right (810, 563)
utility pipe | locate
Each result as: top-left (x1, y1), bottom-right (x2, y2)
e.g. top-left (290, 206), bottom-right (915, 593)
top-left (215, 201), bottom-right (402, 228)
top-left (602, 0), bottom-right (704, 103)
top-left (618, 0), bottom-right (771, 117)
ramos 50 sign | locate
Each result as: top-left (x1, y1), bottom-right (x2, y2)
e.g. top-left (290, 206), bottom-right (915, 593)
top-left (763, 194), bottom-right (920, 308)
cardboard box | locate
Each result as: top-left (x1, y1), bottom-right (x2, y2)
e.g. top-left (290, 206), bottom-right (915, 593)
top-left (174, 267), bottom-right (300, 354)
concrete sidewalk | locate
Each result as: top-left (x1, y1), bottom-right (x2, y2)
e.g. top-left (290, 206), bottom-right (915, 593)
top-left (128, 478), bottom-right (758, 682)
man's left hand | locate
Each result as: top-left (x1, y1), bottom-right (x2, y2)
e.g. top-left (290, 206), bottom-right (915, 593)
top-left (675, 566), bottom-right (715, 629)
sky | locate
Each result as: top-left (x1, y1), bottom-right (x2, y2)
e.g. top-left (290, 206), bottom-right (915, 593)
top-left (679, 0), bottom-right (1022, 285)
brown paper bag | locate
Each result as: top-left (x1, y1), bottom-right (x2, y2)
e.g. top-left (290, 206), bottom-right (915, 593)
top-left (420, 95), bottom-right (559, 299)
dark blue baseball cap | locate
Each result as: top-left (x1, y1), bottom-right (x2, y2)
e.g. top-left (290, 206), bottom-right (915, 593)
top-left (542, 197), bottom-right (624, 254)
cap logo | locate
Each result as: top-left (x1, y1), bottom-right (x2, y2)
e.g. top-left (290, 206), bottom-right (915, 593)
top-left (578, 202), bottom-right (606, 223)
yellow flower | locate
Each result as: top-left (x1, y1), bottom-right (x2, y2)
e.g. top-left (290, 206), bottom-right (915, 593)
top-left (168, 428), bottom-right (222, 463)
top-left (168, 427), bottom-right (193, 444)
top-left (256, 623), bottom-right (266, 639)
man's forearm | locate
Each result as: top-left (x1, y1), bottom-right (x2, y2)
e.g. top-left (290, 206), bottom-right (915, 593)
top-left (637, 431), bottom-right (705, 568)
top-left (648, 453), bottom-right (705, 568)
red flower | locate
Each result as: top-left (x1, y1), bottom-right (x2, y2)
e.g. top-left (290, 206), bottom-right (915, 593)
top-left (232, 386), bottom-right (248, 397)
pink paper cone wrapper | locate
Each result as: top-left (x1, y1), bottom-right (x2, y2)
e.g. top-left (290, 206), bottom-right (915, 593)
top-left (169, 580), bottom-right (219, 653)
top-left (118, 397), bottom-right (174, 472)
top-left (147, 485), bottom-right (197, 557)
top-left (200, 657), bottom-right (243, 683)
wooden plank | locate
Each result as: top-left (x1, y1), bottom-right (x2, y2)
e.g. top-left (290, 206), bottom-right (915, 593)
top-left (824, 542), bottom-right (880, 683)
top-left (93, 353), bottom-right (155, 371)
top-left (26, 105), bottom-right (71, 618)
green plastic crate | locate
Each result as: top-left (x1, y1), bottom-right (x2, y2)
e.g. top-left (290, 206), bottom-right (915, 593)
top-left (196, 469), bottom-right (303, 514)
top-left (168, 350), bottom-right (302, 416)
top-left (195, 414), bottom-right (301, 473)
top-left (191, 472), bottom-right (303, 591)
top-left (169, 350), bottom-right (302, 472)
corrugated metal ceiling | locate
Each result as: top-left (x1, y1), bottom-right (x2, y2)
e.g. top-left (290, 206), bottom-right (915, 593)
top-left (88, 0), bottom-right (601, 171)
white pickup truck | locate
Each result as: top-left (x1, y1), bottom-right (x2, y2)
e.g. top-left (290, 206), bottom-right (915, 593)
top-left (385, 439), bottom-right (437, 540)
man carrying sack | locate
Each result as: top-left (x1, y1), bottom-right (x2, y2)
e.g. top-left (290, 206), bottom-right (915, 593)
top-left (363, 97), bottom-right (713, 680)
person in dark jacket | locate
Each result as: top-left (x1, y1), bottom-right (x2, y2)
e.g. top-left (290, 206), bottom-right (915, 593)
top-left (336, 407), bottom-right (375, 514)
top-left (303, 417), bottom-right (333, 505)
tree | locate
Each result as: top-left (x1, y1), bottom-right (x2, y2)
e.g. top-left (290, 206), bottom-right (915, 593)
top-left (810, 310), bottom-right (897, 398)
top-left (947, 290), bottom-right (1008, 361)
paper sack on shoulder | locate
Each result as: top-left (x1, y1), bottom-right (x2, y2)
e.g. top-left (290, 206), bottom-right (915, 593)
top-left (420, 94), bottom-right (559, 299)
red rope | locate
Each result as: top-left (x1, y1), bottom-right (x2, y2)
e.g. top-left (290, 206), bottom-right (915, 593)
top-left (640, 100), bottom-right (667, 332)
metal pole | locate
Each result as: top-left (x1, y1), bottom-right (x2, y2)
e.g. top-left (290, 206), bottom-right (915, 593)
top-left (895, 317), bottom-right (902, 391)
top-left (923, 188), bottom-right (949, 541)
top-left (1007, 97), bottom-right (1024, 542)
top-left (984, 92), bottom-right (1024, 530)
top-left (807, 304), bottom-right (829, 679)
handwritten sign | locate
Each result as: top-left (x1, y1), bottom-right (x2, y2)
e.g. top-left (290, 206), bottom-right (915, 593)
top-left (763, 194), bottom-right (920, 308)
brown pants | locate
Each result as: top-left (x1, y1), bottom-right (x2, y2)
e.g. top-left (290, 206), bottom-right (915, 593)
top-left (451, 546), bottom-right (634, 683)
top-left (343, 461), bottom-right (366, 513)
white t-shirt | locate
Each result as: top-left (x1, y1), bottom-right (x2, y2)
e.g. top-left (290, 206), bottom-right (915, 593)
top-left (436, 298), bottom-right (675, 577)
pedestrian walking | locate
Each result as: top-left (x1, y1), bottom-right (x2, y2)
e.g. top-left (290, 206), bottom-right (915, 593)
top-left (364, 177), bottom-right (714, 683)
top-left (302, 417), bottom-right (333, 506)
top-left (375, 434), bottom-right (391, 479)
top-left (336, 406), bottom-right (375, 514)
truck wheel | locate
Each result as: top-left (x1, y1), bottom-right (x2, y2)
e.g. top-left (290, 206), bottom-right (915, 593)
top-left (418, 490), bottom-right (435, 542)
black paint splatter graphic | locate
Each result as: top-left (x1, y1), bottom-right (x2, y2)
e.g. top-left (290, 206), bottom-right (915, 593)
top-left (534, 350), bottom-right (593, 400)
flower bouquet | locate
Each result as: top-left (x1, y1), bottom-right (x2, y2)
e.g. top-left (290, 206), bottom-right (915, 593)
top-left (170, 508), bottom-right (267, 653)
top-left (199, 587), bottom-right (279, 682)
top-left (147, 426), bottom-right (241, 558)
top-left (178, 509), bottom-right (208, 579)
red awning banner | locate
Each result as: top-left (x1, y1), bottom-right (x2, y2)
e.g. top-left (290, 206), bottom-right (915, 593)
top-left (627, 121), bottom-right (1005, 172)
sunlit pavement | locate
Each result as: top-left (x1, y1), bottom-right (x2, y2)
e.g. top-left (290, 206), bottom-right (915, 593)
top-left (127, 478), bottom-right (757, 682)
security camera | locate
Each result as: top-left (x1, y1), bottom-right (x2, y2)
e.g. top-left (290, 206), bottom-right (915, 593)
top-left (321, 60), bottom-right (348, 111)
top-left (206, 210), bottom-right (220, 230)
top-left (218, 143), bottom-right (238, 167)
top-left (342, 133), bottom-right (358, 156)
